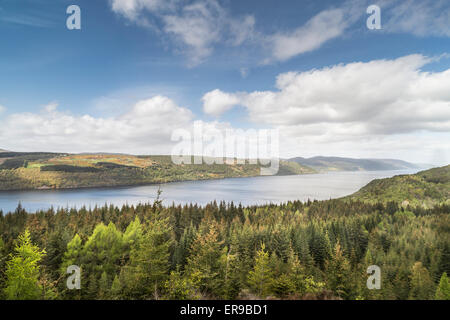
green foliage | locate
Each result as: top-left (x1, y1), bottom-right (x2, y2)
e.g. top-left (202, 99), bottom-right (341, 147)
top-left (247, 244), bottom-right (274, 298)
top-left (164, 269), bottom-right (197, 300)
top-left (435, 272), bottom-right (450, 300)
top-left (409, 262), bottom-right (435, 300)
top-left (3, 229), bottom-right (46, 299)
top-left (0, 188), bottom-right (448, 300)
top-left (110, 275), bottom-right (122, 300)
top-left (349, 165), bottom-right (450, 207)
top-left (185, 222), bottom-right (226, 298)
top-left (121, 217), bottom-right (172, 299)
top-left (325, 242), bottom-right (355, 299)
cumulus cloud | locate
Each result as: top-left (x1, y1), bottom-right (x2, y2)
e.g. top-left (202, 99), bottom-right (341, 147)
top-left (202, 89), bottom-right (241, 116)
top-left (0, 96), bottom-right (194, 154)
top-left (201, 54), bottom-right (450, 163)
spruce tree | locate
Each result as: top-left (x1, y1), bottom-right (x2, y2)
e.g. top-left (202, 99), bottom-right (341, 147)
top-left (435, 272), bottom-right (450, 300)
top-left (409, 262), bottom-right (435, 300)
top-left (122, 218), bottom-right (172, 299)
top-left (4, 229), bottom-right (46, 300)
top-left (247, 244), bottom-right (274, 298)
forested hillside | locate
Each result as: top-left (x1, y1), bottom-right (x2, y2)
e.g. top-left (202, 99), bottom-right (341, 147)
top-left (348, 165), bottom-right (450, 207)
top-left (290, 156), bottom-right (421, 172)
top-left (0, 196), bottom-right (448, 300)
top-left (0, 152), bottom-right (314, 191)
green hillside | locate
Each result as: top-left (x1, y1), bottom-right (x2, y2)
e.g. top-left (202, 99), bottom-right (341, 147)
top-left (290, 156), bottom-right (421, 172)
top-left (0, 152), bottom-right (315, 191)
top-left (347, 165), bottom-right (450, 207)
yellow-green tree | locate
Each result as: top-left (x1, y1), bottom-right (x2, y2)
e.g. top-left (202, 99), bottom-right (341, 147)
top-left (325, 242), bottom-right (355, 299)
top-left (247, 244), bottom-right (274, 298)
top-left (4, 229), bottom-right (46, 300)
top-left (409, 262), bottom-right (434, 300)
top-left (122, 218), bottom-right (172, 299)
top-left (435, 272), bottom-right (450, 300)
top-left (185, 222), bottom-right (225, 298)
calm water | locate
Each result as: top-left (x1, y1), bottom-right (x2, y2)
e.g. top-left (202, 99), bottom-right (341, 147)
top-left (0, 170), bottom-right (417, 213)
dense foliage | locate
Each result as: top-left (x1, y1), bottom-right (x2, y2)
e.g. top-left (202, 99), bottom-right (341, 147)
top-left (348, 165), bottom-right (450, 207)
top-left (0, 196), bottom-right (448, 300)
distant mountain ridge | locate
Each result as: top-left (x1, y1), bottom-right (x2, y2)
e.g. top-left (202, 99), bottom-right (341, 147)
top-left (289, 156), bottom-right (423, 172)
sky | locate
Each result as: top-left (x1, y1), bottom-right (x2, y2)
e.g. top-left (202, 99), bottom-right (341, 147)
top-left (0, 0), bottom-right (449, 165)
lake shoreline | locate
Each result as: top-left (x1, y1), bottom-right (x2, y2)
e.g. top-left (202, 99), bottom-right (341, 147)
top-left (0, 171), bottom-right (321, 193)
top-left (0, 168), bottom-right (417, 194)
top-left (0, 169), bottom-right (420, 214)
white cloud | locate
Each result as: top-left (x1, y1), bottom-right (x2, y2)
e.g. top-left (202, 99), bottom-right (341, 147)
top-left (110, 0), bottom-right (255, 66)
top-left (0, 96), bottom-right (194, 154)
top-left (108, 0), bottom-right (450, 66)
top-left (162, 1), bottom-right (224, 66)
top-left (43, 102), bottom-right (58, 113)
top-left (202, 89), bottom-right (241, 116)
top-left (266, 8), bottom-right (349, 63)
top-left (108, 0), bottom-right (359, 66)
top-left (382, 0), bottom-right (450, 37)
top-left (206, 54), bottom-right (450, 133)
top-left (109, 0), bottom-right (172, 21)
top-left (202, 54), bottom-right (450, 163)
top-left (0, 105), bottom-right (5, 114)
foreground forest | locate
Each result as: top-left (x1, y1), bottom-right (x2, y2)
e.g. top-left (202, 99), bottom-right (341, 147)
top-left (0, 166), bottom-right (449, 300)
top-left (0, 152), bottom-right (314, 191)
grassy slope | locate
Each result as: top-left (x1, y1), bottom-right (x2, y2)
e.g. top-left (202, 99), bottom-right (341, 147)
top-left (0, 153), bottom-right (315, 191)
top-left (347, 165), bottom-right (450, 207)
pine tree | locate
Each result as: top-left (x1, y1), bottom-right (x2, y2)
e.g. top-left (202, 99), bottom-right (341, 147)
top-left (59, 234), bottom-right (83, 299)
top-left (4, 229), bottom-right (46, 300)
top-left (122, 218), bottom-right (172, 299)
top-left (83, 222), bottom-right (124, 278)
top-left (164, 268), bottom-right (196, 300)
top-left (61, 234), bottom-right (83, 271)
top-left (435, 272), bottom-right (450, 300)
top-left (185, 222), bottom-right (225, 298)
top-left (110, 275), bottom-right (122, 300)
top-left (325, 242), bottom-right (355, 299)
top-left (221, 248), bottom-right (241, 299)
top-left (99, 271), bottom-right (109, 299)
top-left (247, 244), bottom-right (274, 298)
top-left (409, 262), bottom-right (435, 300)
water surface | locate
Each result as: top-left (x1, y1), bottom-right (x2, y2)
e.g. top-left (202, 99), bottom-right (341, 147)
top-left (0, 170), bottom-right (417, 213)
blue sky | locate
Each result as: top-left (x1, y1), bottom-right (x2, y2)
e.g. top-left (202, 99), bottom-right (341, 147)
top-left (0, 0), bottom-right (449, 164)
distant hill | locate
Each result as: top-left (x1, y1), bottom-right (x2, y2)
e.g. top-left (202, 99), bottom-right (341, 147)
top-left (347, 165), bottom-right (450, 207)
top-left (289, 156), bottom-right (423, 172)
top-left (0, 152), bottom-right (314, 191)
